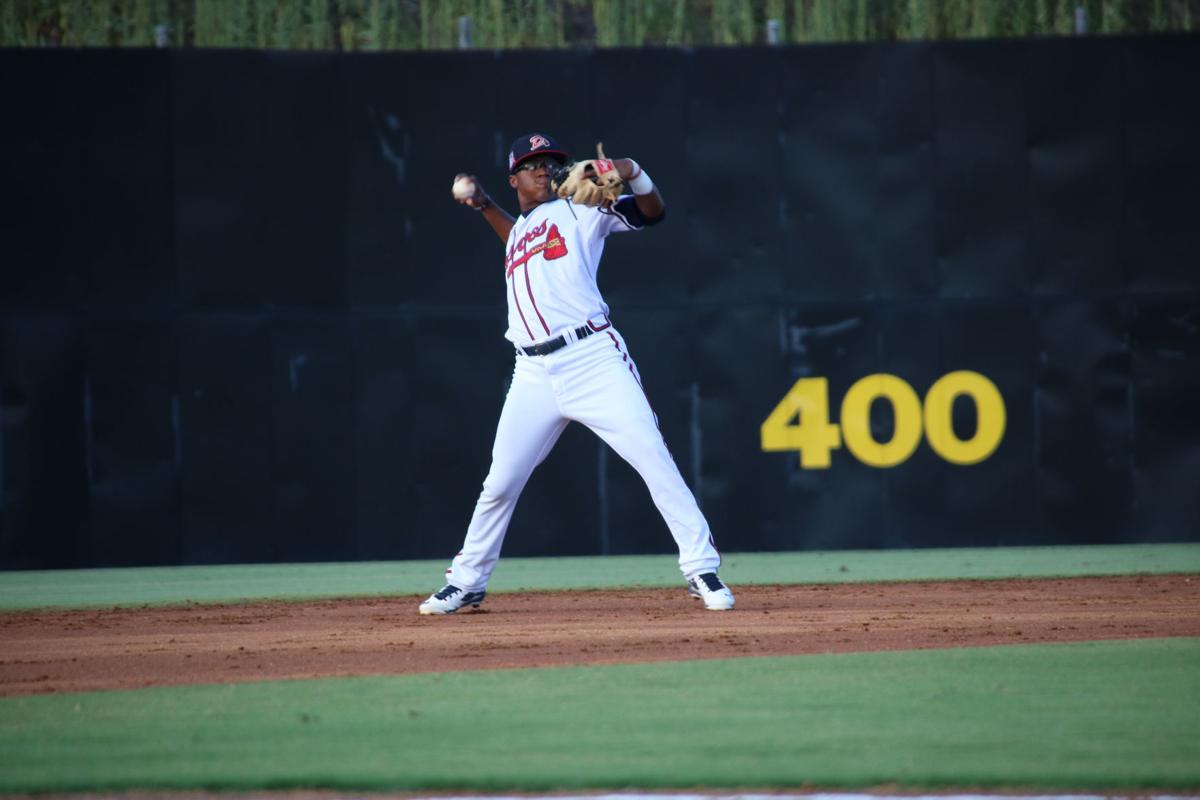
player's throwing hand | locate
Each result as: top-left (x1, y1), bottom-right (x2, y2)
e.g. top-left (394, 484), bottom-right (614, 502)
top-left (451, 172), bottom-right (491, 212)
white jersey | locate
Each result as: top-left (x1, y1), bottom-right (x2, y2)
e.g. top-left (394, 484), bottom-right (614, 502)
top-left (502, 196), bottom-right (646, 346)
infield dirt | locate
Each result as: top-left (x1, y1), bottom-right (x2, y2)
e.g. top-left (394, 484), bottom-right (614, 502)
top-left (1, 574), bottom-right (1197, 697)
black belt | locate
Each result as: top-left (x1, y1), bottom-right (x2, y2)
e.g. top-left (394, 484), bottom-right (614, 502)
top-left (519, 325), bottom-right (595, 357)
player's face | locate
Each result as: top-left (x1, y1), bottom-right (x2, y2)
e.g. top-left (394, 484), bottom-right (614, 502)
top-left (509, 156), bottom-right (560, 204)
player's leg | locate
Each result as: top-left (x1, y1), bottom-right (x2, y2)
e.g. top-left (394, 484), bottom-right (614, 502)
top-left (559, 330), bottom-right (732, 609)
top-left (420, 358), bottom-right (567, 614)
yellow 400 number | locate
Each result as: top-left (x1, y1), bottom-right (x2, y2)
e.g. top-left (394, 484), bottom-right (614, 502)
top-left (760, 371), bottom-right (1006, 469)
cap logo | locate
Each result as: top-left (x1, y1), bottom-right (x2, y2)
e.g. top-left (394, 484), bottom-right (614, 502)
top-left (529, 135), bottom-right (551, 150)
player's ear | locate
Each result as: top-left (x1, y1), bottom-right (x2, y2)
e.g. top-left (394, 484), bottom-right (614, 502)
top-left (508, 174), bottom-right (518, 190)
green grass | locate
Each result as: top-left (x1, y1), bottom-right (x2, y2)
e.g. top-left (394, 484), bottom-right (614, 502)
top-left (2, 543), bottom-right (1197, 611)
top-left (0, 638), bottom-right (1196, 793)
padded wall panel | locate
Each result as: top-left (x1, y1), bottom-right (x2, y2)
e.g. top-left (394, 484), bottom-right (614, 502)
top-left (0, 49), bottom-right (175, 312)
top-left (874, 43), bottom-right (939, 299)
top-left (178, 316), bottom-right (274, 563)
top-left (268, 317), bottom-right (356, 561)
top-left (345, 50), bottom-right (506, 308)
top-left (780, 45), bottom-right (881, 301)
top-left (1, 51), bottom-right (91, 309)
top-left (84, 321), bottom-right (181, 566)
top-left (0, 318), bottom-right (90, 568)
top-left (1033, 301), bottom-right (1133, 542)
top-left (935, 305), bottom-right (1038, 544)
top-left (81, 50), bottom-right (176, 310)
top-left (1121, 39), bottom-right (1200, 292)
top-left (1130, 301), bottom-right (1200, 541)
top-left (172, 51), bottom-right (348, 310)
top-left (687, 48), bottom-right (785, 304)
top-left (934, 42), bottom-right (1031, 299)
top-left (352, 315), bottom-right (429, 560)
top-left (1027, 39), bottom-right (1122, 296)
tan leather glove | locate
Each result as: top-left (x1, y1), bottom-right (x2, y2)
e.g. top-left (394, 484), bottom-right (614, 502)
top-left (552, 143), bottom-right (623, 207)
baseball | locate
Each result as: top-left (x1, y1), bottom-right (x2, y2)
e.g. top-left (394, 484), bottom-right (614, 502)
top-left (452, 176), bottom-right (476, 200)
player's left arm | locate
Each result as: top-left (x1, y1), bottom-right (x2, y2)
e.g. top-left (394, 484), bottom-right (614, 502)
top-left (614, 158), bottom-right (664, 221)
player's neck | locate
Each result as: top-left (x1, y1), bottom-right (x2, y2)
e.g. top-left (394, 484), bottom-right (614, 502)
top-left (516, 183), bottom-right (557, 215)
top-left (518, 197), bottom-right (549, 215)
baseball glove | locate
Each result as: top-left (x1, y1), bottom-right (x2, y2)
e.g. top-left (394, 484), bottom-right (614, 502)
top-left (552, 143), bottom-right (623, 207)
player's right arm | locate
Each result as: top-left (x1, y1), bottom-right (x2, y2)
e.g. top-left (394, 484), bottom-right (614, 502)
top-left (454, 173), bottom-right (514, 242)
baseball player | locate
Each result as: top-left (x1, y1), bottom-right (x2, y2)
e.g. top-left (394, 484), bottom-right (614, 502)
top-left (419, 132), bottom-right (734, 614)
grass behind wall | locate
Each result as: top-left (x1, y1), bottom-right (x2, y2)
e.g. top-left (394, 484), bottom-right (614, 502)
top-left (3, 0), bottom-right (1197, 50)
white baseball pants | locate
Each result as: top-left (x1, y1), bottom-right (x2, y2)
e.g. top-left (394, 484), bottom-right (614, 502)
top-left (444, 326), bottom-right (720, 591)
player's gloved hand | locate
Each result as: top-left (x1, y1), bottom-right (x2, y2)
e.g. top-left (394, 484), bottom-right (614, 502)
top-left (552, 143), bottom-right (623, 208)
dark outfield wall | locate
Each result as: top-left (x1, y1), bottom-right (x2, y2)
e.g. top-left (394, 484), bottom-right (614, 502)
top-left (1, 36), bottom-right (1198, 569)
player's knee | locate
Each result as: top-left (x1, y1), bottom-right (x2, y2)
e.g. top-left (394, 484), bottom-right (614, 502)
top-left (480, 467), bottom-right (525, 504)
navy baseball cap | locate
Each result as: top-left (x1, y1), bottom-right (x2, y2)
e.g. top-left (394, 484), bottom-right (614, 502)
top-left (508, 132), bottom-right (569, 173)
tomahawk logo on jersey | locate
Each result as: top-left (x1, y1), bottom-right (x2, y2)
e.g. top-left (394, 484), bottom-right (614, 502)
top-left (505, 222), bottom-right (568, 276)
